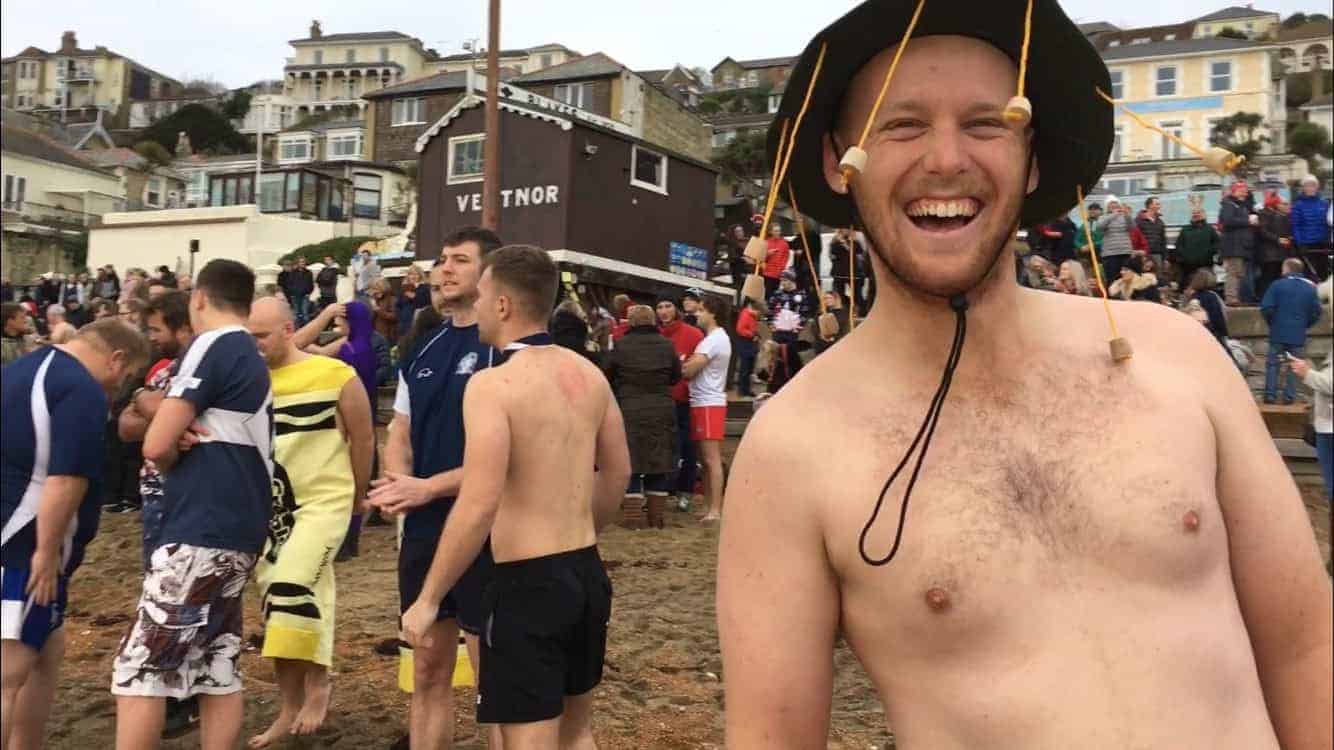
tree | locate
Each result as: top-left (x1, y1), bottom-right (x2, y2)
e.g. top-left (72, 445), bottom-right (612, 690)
top-left (713, 130), bottom-right (769, 182)
top-left (1209, 112), bottom-right (1271, 171)
top-left (1289, 121), bottom-right (1332, 167)
top-left (281, 235), bottom-right (382, 267)
top-left (180, 77), bottom-right (227, 97)
top-left (1281, 13), bottom-right (1308, 28)
top-left (1215, 27), bottom-right (1248, 40)
top-left (1285, 70), bottom-right (1334, 109)
top-left (133, 140), bottom-right (174, 166)
top-left (221, 90), bottom-right (252, 121)
top-left (140, 104), bottom-right (250, 156)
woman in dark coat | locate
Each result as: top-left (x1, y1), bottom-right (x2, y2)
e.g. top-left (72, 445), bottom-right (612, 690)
top-left (602, 305), bottom-right (681, 528)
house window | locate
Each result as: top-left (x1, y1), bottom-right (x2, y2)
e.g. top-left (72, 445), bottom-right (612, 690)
top-left (144, 177), bottom-right (163, 207)
top-left (553, 83), bottom-right (588, 108)
top-left (313, 79), bottom-right (323, 101)
top-left (712, 130), bottom-right (737, 148)
top-left (745, 71), bottom-right (759, 87)
top-left (1160, 121), bottom-right (1184, 159)
top-left (346, 50), bottom-right (356, 63)
top-left (328, 132), bottom-right (363, 159)
top-left (379, 47), bottom-right (390, 62)
top-left (448, 134), bottom-right (485, 184)
top-left (279, 137), bottom-right (312, 162)
top-left (314, 50), bottom-right (324, 64)
top-left (1131, 37), bottom-right (1150, 45)
top-left (1108, 69), bottom-right (1124, 99)
top-left (630, 145), bottom-right (668, 194)
top-left (392, 97), bottom-right (425, 125)
top-left (282, 172), bottom-right (299, 210)
top-left (3, 174), bottom-right (27, 209)
top-left (540, 53), bottom-right (553, 68)
top-left (1164, 33), bottom-right (1176, 40)
top-left (186, 172), bottom-right (208, 206)
top-left (1209, 61), bottom-right (1232, 92)
top-left (259, 173), bottom-right (285, 211)
top-left (1155, 66), bottom-right (1177, 96)
top-left (353, 173), bottom-right (382, 219)
top-left (344, 77), bottom-right (357, 99)
top-left (1111, 126), bottom-right (1123, 162)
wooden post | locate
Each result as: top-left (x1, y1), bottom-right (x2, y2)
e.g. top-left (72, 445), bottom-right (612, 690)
top-left (482, 0), bottom-right (502, 232)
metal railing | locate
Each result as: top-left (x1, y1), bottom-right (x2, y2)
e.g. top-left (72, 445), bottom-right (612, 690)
top-left (1, 200), bottom-right (117, 228)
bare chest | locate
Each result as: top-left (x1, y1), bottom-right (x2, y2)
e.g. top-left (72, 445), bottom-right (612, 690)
top-left (820, 374), bottom-right (1227, 643)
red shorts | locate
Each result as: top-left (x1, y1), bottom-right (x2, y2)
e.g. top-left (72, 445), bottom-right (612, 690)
top-left (690, 406), bottom-right (726, 442)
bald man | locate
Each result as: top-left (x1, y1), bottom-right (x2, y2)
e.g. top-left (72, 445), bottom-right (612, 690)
top-left (245, 298), bottom-right (373, 747)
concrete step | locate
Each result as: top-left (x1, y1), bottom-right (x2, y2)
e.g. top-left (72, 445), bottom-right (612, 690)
top-left (1261, 402), bottom-right (1313, 440)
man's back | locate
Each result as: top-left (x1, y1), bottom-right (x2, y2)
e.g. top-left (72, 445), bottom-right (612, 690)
top-left (1261, 275), bottom-right (1321, 345)
top-left (481, 345), bottom-right (610, 562)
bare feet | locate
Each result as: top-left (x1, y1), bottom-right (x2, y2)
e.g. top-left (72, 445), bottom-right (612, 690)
top-left (291, 668), bottom-right (331, 736)
top-left (699, 514), bottom-right (721, 523)
top-left (248, 707), bottom-right (297, 749)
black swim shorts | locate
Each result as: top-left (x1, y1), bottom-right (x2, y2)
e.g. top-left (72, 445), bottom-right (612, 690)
top-left (398, 535), bottom-right (494, 636)
top-left (477, 545), bottom-right (612, 724)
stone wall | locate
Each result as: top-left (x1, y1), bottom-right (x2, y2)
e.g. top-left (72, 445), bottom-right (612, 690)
top-left (641, 85), bottom-right (713, 163)
top-left (0, 232), bottom-right (78, 281)
top-left (370, 91), bottom-right (466, 164)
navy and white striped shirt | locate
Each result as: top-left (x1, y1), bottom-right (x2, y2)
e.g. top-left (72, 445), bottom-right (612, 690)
top-left (158, 326), bottom-right (274, 554)
top-left (1, 348), bottom-right (108, 575)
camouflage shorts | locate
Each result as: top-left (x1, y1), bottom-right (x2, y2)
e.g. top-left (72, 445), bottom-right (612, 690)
top-left (110, 544), bottom-right (257, 699)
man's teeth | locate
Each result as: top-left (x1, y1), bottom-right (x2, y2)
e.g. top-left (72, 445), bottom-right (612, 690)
top-left (906, 199), bottom-right (979, 218)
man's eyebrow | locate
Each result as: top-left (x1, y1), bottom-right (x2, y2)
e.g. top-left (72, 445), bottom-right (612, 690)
top-left (876, 100), bottom-right (1008, 118)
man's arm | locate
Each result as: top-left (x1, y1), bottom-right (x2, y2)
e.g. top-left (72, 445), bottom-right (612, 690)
top-left (1198, 317), bottom-right (1333, 750)
top-left (718, 407), bottom-right (839, 748)
top-left (292, 303), bottom-right (342, 350)
top-left (337, 377), bottom-right (375, 512)
top-left (592, 394), bottom-right (631, 532)
top-left (25, 476), bottom-right (89, 605)
top-left (142, 397), bottom-right (198, 473)
top-left (118, 387), bottom-right (165, 442)
top-left (368, 381), bottom-right (463, 515)
top-left (401, 375), bottom-right (508, 647)
top-left (682, 353), bottom-right (709, 379)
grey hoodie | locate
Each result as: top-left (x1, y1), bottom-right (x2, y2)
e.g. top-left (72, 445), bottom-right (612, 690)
top-left (1096, 211), bottom-right (1134, 258)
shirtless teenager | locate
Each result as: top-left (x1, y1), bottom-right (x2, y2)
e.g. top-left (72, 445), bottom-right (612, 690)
top-left (401, 245), bottom-right (631, 748)
top-left (718, 3), bottom-right (1332, 749)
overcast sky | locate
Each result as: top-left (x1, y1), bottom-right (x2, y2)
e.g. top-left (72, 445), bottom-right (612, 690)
top-left (2, 1), bottom-right (1328, 89)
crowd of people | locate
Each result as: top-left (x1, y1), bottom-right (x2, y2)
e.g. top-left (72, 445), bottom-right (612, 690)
top-left (0, 175), bottom-right (1329, 749)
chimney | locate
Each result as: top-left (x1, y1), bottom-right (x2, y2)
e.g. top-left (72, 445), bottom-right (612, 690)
top-left (309, 20), bottom-right (323, 40)
top-left (60, 31), bottom-right (77, 54)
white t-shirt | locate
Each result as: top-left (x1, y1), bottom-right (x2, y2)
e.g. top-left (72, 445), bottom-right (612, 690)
top-left (689, 327), bottom-right (732, 407)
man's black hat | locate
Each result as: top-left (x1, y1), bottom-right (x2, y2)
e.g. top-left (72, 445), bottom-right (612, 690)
top-left (768, 0), bottom-right (1113, 229)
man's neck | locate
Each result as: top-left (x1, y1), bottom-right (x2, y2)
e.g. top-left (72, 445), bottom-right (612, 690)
top-left (270, 346), bottom-right (308, 370)
top-left (494, 324), bottom-right (548, 351)
top-left (860, 251), bottom-right (1028, 368)
top-left (444, 298), bottom-right (477, 326)
top-left (55, 339), bottom-right (103, 377)
top-left (193, 308), bottom-right (246, 333)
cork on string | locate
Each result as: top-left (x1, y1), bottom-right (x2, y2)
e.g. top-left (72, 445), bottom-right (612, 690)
top-left (839, 0), bottom-right (928, 185)
top-left (743, 119), bottom-right (789, 270)
top-left (1003, 0), bottom-right (1035, 125)
top-left (1095, 87), bottom-right (1243, 175)
top-left (1075, 184), bottom-right (1132, 362)
top-left (787, 185), bottom-right (840, 339)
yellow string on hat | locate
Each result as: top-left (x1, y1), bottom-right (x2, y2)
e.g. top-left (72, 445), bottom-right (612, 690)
top-left (1075, 185), bottom-right (1132, 361)
top-left (786, 184), bottom-right (827, 316)
top-left (840, 0), bottom-right (927, 185)
top-left (1003, 0), bottom-right (1035, 124)
top-left (1094, 87), bottom-right (1243, 174)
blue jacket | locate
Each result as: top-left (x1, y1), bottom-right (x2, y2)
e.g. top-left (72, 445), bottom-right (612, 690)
top-left (1261, 274), bottom-right (1323, 345)
top-left (1289, 193), bottom-right (1331, 247)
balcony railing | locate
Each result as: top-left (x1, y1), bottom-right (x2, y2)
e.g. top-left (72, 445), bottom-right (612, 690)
top-left (1, 200), bottom-right (118, 229)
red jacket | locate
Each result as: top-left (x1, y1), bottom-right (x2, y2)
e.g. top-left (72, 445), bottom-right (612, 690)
top-left (611, 319), bottom-right (629, 342)
top-left (764, 238), bottom-right (791, 279)
top-left (660, 319), bottom-right (704, 404)
top-left (736, 307), bottom-right (758, 340)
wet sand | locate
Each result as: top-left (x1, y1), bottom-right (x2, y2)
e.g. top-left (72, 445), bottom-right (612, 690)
top-left (44, 484), bottom-right (1329, 749)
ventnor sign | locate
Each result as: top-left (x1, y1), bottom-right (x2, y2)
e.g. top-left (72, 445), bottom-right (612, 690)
top-left (454, 185), bottom-right (561, 213)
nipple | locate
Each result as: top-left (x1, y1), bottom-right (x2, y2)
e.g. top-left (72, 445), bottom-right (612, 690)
top-left (1181, 510), bottom-right (1200, 533)
top-left (924, 587), bottom-right (952, 612)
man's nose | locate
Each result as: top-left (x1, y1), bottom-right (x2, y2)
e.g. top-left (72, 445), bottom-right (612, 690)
top-left (921, 125), bottom-right (969, 178)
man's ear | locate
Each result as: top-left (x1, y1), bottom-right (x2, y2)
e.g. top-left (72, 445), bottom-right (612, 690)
top-left (1025, 150), bottom-right (1040, 197)
top-left (822, 132), bottom-right (850, 196)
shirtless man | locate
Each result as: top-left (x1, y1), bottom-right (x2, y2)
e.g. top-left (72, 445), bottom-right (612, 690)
top-left (401, 245), bottom-right (630, 748)
top-left (718, 4), bottom-right (1332, 749)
